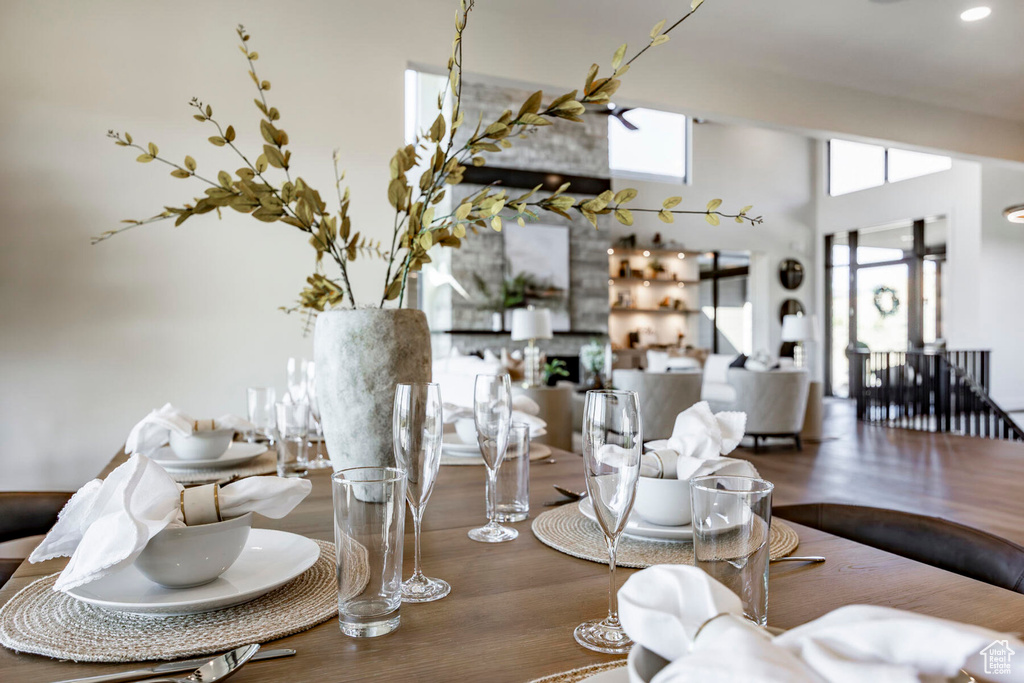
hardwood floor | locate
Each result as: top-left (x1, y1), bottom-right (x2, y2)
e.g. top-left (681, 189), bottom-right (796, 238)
top-left (742, 399), bottom-right (1024, 546)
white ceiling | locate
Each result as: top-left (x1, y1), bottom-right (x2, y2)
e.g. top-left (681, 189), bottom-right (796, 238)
top-left (533, 0), bottom-right (1024, 124)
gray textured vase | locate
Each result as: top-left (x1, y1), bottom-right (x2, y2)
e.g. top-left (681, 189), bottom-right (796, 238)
top-left (314, 309), bottom-right (432, 471)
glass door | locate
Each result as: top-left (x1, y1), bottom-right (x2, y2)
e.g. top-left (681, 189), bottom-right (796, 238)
top-left (856, 263), bottom-right (909, 352)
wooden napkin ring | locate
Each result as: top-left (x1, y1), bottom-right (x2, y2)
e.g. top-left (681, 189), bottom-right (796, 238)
top-left (193, 418), bottom-right (217, 432)
top-left (180, 483), bottom-right (222, 526)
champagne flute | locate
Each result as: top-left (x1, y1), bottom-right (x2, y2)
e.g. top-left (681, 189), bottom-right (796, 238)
top-left (393, 383), bottom-right (451, 602)
top-left (304, 361), bottom-right (331, 469)
top-left (574, 389), bottom-right (642, 654)
top-left (286, 357), bottom-right (308, 404)
top-left (467, 373), bottom-right (517, 543)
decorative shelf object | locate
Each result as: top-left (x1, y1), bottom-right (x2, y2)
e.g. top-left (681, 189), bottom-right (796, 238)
top-left (609, 277), bottom-right (699, 286)
top-left (609, 308), bottom-right (699, 315)
top-left (607, 246), bottom-right (704, 259)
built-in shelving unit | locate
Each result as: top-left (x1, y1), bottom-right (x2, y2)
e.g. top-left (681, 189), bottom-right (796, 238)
top-left (607, 246), bottom-right (706, 348)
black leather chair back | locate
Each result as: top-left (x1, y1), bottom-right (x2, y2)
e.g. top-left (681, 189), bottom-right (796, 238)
top-left (774, 502), bottom-right (1024, 594)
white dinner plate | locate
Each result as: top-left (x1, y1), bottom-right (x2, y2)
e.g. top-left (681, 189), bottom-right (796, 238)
top-left (579, 498), bottom-right (693, 542)
top-left (151, 442), bottom-right (268, 470)
top-left (442, 436), bottom-right (553, 462)
top-left (442, 432), bottom-right (481, 455)
top-left (65, 529), bottom-right (319, 616)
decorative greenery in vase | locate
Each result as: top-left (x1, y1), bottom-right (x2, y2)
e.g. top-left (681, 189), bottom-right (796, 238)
top-left (94, 0), bottom-right (761, 315)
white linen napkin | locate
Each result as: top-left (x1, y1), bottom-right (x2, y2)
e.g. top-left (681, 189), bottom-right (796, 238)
top-left (651, 615), bottom-right (822, 683)
top-left (774, 605), bottom-right (1024, 683)
top-left (620, 565), bottom-right (1024, 683)
top-left (645, 401), bottom-right (746, 460)
top-left (125, 403), bottom-right (255, 456)
top-left (640, 449), bottom-right (759, 480)
top-left (618, 565), bottom-right (745, 662)
top-left (30, 454), bottom-right (312, 592)
top-left (443, 398), bottom-right (548, 438)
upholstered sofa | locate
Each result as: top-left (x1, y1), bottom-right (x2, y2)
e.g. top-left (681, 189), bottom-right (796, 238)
top-left (611, 369), bottom-right (703, 441)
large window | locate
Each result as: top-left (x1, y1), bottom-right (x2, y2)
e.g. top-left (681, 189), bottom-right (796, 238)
top-left (608, 108), bottom-right (689, 184)
top-left (828, 140), bottom-right (952, 197)
top-left (824, 218), bottom-right (947, 397)
top-left (698, 252), bottom-right (752, 355)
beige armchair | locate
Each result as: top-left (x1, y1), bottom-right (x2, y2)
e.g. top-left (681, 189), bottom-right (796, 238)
top-left (727, 368), bottom-right (810, 451)
top-left (611, 369), bottom-right (703, 441)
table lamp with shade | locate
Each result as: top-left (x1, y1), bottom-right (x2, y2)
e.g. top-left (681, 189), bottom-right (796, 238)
top-left (511, 306), bottom-right (553, 388)
top-left (781, 313), bottom-right (818, 369)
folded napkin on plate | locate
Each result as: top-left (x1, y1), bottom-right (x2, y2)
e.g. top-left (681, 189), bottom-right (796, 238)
top-left (774, 605), bottom-right (1024, 683)
top-left (619, 565), bottom-right (745, 662)
top-left (652, 614), bottom-right (822, 683)
top-left (645, 401), bottom-right (746, 461)
top-left (125, 403), bottom-right (255, 456)
top-left (443, 397), bottom-right (547, 437)
top-left (640, 449), bottom-right (759, 480)
top-left (30, 454), bottom-right (311, 592)
top-left (620, 565), bottom-right (1024, 683)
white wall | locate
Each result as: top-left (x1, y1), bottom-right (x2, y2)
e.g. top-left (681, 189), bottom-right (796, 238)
top-left (0, 0), bottom-right (1017, 490)
top-left (814, 145), bottom-right (1024, 410)
top-left (614, 123), bottom-right (817, 369)
top-left (980, 164), bottom-right (1024, 410)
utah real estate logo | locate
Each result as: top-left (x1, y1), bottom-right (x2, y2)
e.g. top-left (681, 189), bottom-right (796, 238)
top-left (980, 639), bottom-right (1015, 676)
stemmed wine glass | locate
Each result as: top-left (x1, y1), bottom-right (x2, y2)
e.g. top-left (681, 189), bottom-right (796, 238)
top-left (286, 357), bottom-right (309, 404)
top-left (304, 361), bottom-right (331, 469)
top-left (574, 389), bottom-right (642, 654)
top-left (393, 383), bottom-right (451, 602)
top-left (468, 373), bottom-right (517, 543)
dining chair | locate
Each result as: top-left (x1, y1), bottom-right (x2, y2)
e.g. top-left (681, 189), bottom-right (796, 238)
top-left (774, 502), bottom-right (1024, 594)
top-left (0, 491), bottom-right (72, 587)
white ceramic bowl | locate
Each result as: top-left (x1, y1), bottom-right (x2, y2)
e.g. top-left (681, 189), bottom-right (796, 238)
top-left (135, 513), bottom-right (252, 588)
top-left (633, 476), bottom-right (693, 527)
top-left (169, 427), bottom-right (234, 461)
top-left (454, 418), bottom-right (477, 446)
top-left (627, 645), bottom-right (670, 683)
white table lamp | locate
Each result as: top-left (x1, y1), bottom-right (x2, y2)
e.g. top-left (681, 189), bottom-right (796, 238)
top-left (781, 314), bottom-right (818, 369)
top-left (511, 306), bottom-right (553, 387)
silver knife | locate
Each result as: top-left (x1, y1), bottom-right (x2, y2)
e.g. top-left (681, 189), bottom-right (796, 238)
top-left (51, 648), bottom-right (296, 683)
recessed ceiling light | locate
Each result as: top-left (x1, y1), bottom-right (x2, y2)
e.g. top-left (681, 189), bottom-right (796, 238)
top-left (1004, 204), bottom-right (1024, 224)
top-left (960, 6), bottom-right (991, 22)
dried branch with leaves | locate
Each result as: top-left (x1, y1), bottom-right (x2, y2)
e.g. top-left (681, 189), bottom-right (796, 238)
top-left (95, 0), bottom-right (761, 313)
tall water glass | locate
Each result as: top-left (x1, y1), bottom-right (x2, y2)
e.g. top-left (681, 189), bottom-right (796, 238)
top-left (468, 373), bottom-right (517, 543)
top-left (574, 390), bottom-right (642, 655)
top-left (246, 387), bottom-right (276, 443)
top-left (332, 467), bottom-right (406, 637)
top-left (495, 423), bottom-right (530, 523)
top-left (393, 383), bottom-right (450, 603)
top-left (690, 475), bottom-right (774, 627)
top-left (274, 401), bottom-right (309, 477)
top-left (304, 361), bottom-right (331, 469)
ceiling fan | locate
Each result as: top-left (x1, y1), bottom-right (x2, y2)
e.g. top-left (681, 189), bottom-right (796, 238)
top-left (586, 103), bottom-right (639, 131)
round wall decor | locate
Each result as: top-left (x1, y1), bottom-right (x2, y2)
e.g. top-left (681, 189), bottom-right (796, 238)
top-left (873, 285), bottom-right (900, 318)
top-left (779, 299), bottom-right (805, 323)
top-left (779, 259), bottom-right (805, 290)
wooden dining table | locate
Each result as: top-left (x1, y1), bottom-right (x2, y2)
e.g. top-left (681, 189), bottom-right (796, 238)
top-left (3, 446), bottom-right (1024, 683)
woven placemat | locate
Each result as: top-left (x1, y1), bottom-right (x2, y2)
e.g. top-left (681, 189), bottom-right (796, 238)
top-left (165, 451), bottom-right (278, 484)
top-left (0, 539), bottom-right (357, 662)
top-left (529, 660), bottom-right (627, 683)
top-left (531, 504), bottom-right (799, 568)
top-left (441, 443), bottom-right (553, 467)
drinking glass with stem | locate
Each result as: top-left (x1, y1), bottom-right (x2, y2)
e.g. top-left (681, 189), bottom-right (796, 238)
top-left (467, 373), bottom-right (517, 543)
top-left (574, 389), bottom-right (643, 654)
top-left (286, 357), bottom-right (308, 404)
top-left (393, 382), bottom-right (450, 602)
top-left (304, 361), bottom-right (331, 469)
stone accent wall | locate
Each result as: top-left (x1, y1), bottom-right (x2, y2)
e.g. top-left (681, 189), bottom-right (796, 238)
top-left (444, 78), bottom-right (612, 355)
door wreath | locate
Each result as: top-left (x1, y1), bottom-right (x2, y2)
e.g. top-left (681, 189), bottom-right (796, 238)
top-left (873, 285), bottom-right (900, 318)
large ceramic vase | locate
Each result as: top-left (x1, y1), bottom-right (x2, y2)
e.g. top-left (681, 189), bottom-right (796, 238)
top-left (314, 309), bottom-right (432, 471)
